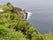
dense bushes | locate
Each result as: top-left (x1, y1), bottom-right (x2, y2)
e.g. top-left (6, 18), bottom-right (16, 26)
top-left (0, 28), bottom-right (27, 40)
top-left (43, 33), bottom-right (53, 40)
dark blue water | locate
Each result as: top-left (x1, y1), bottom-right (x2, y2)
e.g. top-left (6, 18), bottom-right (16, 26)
top-left (0, 0), bottom-right (53, 34)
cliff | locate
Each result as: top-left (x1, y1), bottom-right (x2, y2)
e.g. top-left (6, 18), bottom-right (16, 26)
top-left (0, 3), bottom-right (28, 20)
top-left (0, 3), bottom-right (53, 40)
top-left (0, 3), bottom-right (40, 40)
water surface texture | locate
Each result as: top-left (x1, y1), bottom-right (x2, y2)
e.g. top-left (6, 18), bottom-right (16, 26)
top-left (0, 0), bottom-right (53, 33)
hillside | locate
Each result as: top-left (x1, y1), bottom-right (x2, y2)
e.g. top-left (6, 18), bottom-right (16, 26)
top-left (0, 3), bottom-right (53, 40)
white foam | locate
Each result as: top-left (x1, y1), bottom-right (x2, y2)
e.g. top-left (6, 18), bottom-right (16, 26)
top-left (26, 11), bottom-right (32, 20)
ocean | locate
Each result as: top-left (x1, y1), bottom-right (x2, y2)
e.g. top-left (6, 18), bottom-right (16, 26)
top-left (0, 0), bottom-right (53, 34)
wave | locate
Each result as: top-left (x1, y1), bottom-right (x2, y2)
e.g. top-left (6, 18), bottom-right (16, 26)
top-left (26, 11), bottom-right (32, 20)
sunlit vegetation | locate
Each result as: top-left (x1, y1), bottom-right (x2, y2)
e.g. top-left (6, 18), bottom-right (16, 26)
top-left (0, 3), bottom-right (53, 40)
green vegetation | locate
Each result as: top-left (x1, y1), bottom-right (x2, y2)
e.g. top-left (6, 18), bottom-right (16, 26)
top-left (0, 3), bottom-right (53, 40)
